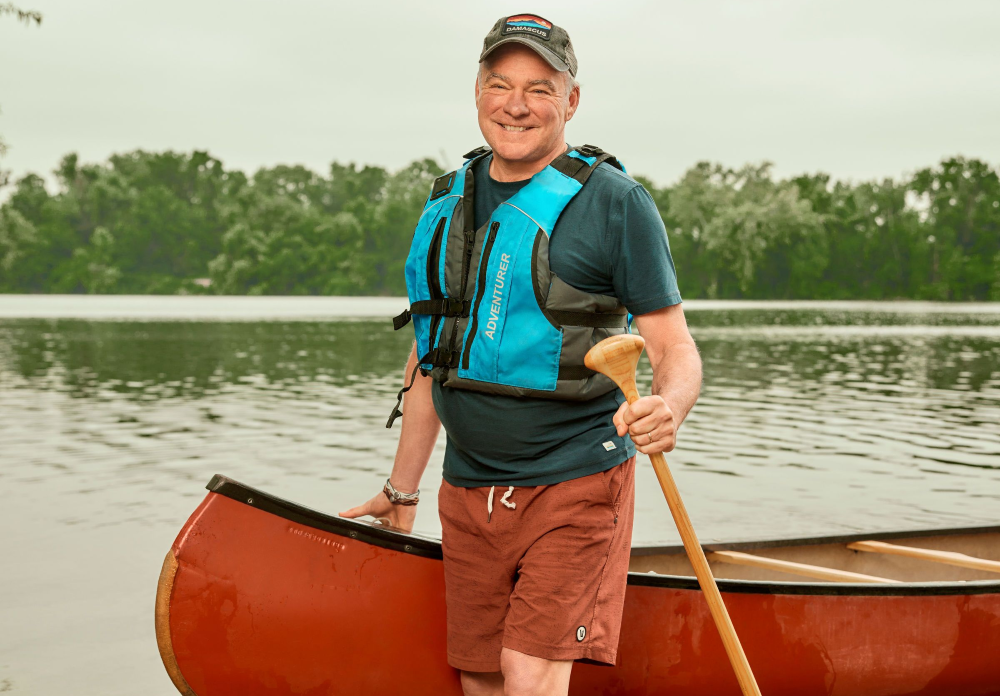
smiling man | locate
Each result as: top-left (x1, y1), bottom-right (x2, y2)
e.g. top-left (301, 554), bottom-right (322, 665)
top-left (342, 14), bottom-right (702, 696)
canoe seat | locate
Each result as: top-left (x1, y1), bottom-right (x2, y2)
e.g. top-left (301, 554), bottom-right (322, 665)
top-left (708, 550), bottom-right (900, 584)
top-left (848, 540), bottom-right (1000, 574)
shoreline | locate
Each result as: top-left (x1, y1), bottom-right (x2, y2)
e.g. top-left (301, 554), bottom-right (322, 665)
top-left (1, 295), bottom-right (999, 320)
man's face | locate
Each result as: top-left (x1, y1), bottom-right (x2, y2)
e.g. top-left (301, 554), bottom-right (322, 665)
top-left (475, 44), bottom-right (579, 166)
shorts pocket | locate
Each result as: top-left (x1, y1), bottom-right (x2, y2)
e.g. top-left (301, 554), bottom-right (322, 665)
top-left (601, 464), bottom-right (625, 518)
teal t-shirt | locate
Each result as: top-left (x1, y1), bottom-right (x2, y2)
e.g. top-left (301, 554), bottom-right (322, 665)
top-left (432, 152), bottom-right (682, 487)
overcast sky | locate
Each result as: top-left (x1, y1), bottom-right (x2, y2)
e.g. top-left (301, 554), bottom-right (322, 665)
top-left (2, 0), bottom-right (998, 189)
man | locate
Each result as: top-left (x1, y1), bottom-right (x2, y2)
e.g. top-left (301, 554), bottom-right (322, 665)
top-left (342, 14), bottom-right (701, 696)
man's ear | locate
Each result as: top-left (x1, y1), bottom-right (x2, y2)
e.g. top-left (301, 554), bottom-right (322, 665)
top-left (474, 74), bottom-right (481, 105)
top-left (566, 84), bottom-right (580, 121)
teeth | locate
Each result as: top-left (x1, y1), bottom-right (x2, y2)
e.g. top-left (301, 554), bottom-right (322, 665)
top-left (501, 125), bottom-right (527, 132)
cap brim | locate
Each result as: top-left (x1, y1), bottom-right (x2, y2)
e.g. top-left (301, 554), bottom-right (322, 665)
top-left (479, 37), bottom-right (570, 74)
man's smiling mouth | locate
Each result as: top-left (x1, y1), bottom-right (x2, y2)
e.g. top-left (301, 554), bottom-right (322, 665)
top-left (498, 124), bottom-right (534, 132)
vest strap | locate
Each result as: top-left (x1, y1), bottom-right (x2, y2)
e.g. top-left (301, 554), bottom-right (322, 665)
top-left (386, 361), bottom-right (421, 428)
top-left (463, 146), bottom-right (491, 160)
top-left (393, 299), bottom-right (472, 330)
top-left (386, 345), bottom-right (464, 427)
top-left (549, 155), bottom-right (589, 181)
top-left (423, 348), bottom-right (461, 369)
top-left (550, 146), bottom-right (626, 185)
top-left (558, 365), bottom-right (596, 380)
top-left (548, 310), bottom-right (629, 328)
top-left (392, 310), bottom-right (411, 331)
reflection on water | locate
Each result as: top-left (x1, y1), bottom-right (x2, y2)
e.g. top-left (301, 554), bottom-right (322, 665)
top-left (1, 301), bottom-right (999, 695)
top-left (2, 309), bottom-right (998, 541)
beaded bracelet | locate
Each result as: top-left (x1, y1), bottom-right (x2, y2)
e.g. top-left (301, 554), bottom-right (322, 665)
top-left (383, 478), bottom-right (419, 506)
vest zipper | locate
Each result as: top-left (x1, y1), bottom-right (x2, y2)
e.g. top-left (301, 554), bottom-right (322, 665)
top-left (461, 222), bottom-right (499, 370)
top-left (426, 217), bottom-right (446, 298)
top-left (426, 217), bottom-right (447, 345)
top-left (445, 222), bottom-right (482, 366)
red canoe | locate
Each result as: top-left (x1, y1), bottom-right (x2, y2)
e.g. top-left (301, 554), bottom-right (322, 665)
top-left (156, 475), bottom-right (1000, 696)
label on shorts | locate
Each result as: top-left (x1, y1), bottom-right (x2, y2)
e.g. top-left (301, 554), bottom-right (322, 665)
top-left (602, 441), bottom-right (616, 451)
top-left (576, 626), bottom-right (587, 641)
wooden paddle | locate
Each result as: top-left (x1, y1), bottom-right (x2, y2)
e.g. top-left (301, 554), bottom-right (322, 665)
top-left (585, 333), bottom-right (762, 696)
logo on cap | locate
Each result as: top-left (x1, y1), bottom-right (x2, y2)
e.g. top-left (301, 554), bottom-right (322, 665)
top-left (503, 14), bottom-right (552, 41)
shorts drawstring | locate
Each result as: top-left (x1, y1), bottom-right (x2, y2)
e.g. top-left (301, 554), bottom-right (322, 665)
top-left (487, 485), bottom-right (516, 523)
top-left (501, 486), bottom-right (516, 509)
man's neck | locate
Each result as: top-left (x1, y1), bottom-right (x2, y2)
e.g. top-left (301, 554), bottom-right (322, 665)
top-left (488, 141), bottom-right (569, 182)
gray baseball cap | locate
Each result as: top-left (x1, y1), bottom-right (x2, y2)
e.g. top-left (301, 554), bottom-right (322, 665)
top-left (479, 14), bottom-right (578, 77)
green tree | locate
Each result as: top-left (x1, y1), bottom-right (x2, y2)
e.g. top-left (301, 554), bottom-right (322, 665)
top-left (63, 226), bottom-right (121, 293)
top-left (0, 206), bottom-right (42, 291)
top-left (364, 158), bottom-right (442, 295)
top-left (910, 157), bottom-right (1000, 300)
top-left (668, 162), bottom-right (824, 298)
top-left (206, 158), bottom-right (439, 296)
top-left (794, 175), bottom-right (925, 300)
top-left (1, 148), bottom-right (996, 300)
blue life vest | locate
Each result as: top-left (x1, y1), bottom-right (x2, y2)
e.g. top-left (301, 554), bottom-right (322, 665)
top-left (388, 145), bottom-right (630, 427)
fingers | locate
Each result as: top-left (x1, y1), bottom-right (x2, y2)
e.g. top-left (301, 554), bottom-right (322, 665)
top-left (617, 398), bottom-right (666, 436)
top-left (339, 502), bottom-right (370, 518)
top-left (631, 424), bottom-right (675, 454)
top-left (633, 429), bottom-right (677, 455)
top-left (340, 493), bottom-right (418, 534)
top-left (340, 493), bottom-right (383, 519)
top-left (631, 422), bottom-right (675, 453)
top-left (622, 398), bottom-right (672, 432)
top-left (628, 412), bottom-right (672, 439)
top-left (620, 396), bottom-right (677, 454)
top-left (621, 397), bottom-right (657, 425)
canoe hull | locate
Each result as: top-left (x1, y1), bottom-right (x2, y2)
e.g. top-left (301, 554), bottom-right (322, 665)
top-left (158, 482), bottom-right (1000, 696)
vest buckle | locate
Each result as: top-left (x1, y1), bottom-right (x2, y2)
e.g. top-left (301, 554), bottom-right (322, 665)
top-left (463, 146), bottom-right (491, 160)
top-left (444, 298), bottom-right (471, 317)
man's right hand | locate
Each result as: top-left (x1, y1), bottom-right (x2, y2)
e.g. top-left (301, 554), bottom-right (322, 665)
top-left (340, 490), bottom-right (418, 534)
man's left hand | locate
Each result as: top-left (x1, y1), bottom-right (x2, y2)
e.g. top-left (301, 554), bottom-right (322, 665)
top-left (614, 395), bottom-right (676, 455)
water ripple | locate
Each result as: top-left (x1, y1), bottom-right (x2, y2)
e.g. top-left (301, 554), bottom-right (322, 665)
top-left (0, 312), bottom-right (998, 548)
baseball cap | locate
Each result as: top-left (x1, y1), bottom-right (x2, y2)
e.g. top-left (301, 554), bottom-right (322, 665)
top-left (479, 14), bottom-right (578, 77)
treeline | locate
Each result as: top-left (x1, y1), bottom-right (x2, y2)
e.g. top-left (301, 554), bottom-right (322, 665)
top-left (1, 150), bottom-right (998, 300)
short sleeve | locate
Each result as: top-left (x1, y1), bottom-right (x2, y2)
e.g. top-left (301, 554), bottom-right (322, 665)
top-left (607, 184), bottom-right (683, 315)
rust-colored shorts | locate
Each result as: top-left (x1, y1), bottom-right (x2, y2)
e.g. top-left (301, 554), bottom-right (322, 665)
top-left (438, 456), bottom-right (636, 672)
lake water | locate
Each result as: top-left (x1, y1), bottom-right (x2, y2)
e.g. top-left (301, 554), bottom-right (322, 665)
top-left (1, 296), bottom-right (999, 695)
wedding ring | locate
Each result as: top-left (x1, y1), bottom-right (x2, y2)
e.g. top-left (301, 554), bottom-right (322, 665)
top-left (647, 432), bottom-right (654, 445)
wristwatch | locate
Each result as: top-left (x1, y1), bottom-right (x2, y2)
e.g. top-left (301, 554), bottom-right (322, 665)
top-left (383, 478), bottom-right (420, 506)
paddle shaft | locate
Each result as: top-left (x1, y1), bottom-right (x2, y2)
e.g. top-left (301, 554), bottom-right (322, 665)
top-left (617, 375), bottom-right (762, 696)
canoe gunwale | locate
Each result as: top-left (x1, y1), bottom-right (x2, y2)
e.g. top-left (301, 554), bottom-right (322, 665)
top-left (632, 524), bottom-right (1000, 557)
top-left (628, 572), bottom-right (1000, 596)
top-left (207, 474), bottom-right (444, 560)
top-left (205, 474), bottom-right (1000, 598)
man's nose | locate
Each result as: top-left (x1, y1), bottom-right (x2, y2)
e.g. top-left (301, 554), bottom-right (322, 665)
top-left (503, 89), bottom-right (530, 118)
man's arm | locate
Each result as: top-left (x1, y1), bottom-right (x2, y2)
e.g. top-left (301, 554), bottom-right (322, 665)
top-left (340, 342), bottom-right (441, 532)
top-left (613, 304), bottom-right (701, 454)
